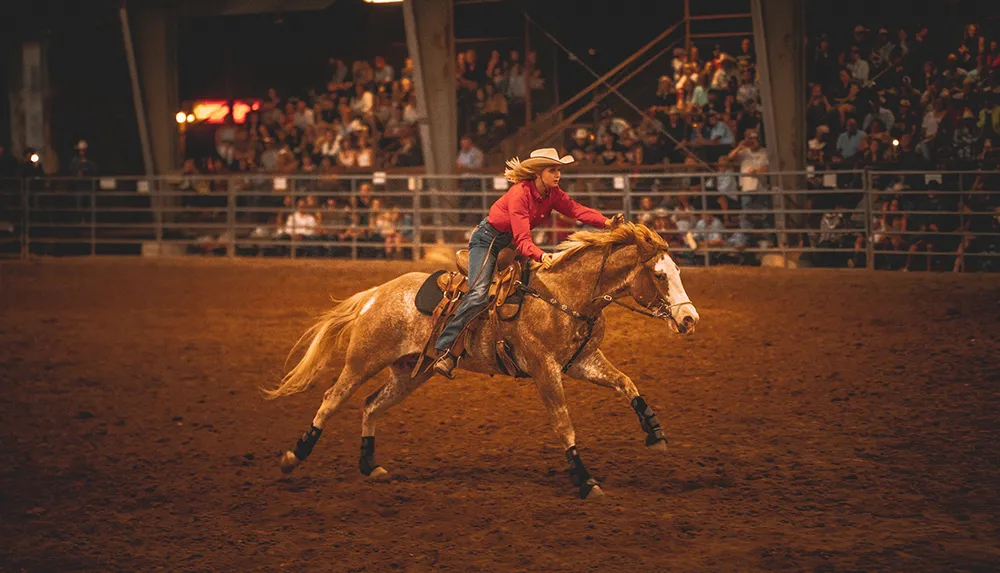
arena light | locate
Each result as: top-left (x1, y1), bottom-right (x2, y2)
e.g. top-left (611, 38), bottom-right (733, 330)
top-left (363, 0), bottom-right (403, 4)
top-left (232, 100), bottom-right (262, 123)
top-left (30, 153), bottom-right (40, 163)
top-left (186, 114), bottom-right (196, 123)
top-left (192, 100), bottom-right (230, 124)
top-left (175, 111), bottom-right (187, 124)
top-left (892, 139), bottom-right (899, 147)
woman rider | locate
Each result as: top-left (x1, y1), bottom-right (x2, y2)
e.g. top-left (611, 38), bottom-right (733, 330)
top-left (434, 148), bottom-right (624, 378)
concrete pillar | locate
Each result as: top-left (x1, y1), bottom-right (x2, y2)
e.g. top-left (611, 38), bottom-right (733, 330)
top-left (751, 0), bottom-right (805, 174)
top-left (402, 0), bottom-right (458, 241)
top-left (131, 3), bottom-right (180, 175)
top-left (7, 41), bottom-right (55, 170)
top-left (751, 0), bottom-right (806, 248)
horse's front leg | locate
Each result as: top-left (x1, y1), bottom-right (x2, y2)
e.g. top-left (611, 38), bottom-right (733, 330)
top-left (566, 350), bottom-right (668, 451)
top-left (531, 360), bottom-right (604, 500)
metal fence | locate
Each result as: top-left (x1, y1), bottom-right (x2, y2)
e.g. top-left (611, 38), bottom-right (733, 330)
top-left (1, 170), bottom-right (997, 272)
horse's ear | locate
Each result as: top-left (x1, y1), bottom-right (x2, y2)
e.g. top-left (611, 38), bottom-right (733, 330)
top-left (636, 233), bottom-right (659, 262)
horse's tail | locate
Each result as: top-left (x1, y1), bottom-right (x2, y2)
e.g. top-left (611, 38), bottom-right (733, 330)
top-left (263, 286), bottom-right (378, 400)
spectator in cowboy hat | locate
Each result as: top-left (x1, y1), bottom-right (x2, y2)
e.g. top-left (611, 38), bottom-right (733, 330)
top-left (808, 125), bottom-right (830, 163)
top-left (69, 139), bottom-right (98, 177)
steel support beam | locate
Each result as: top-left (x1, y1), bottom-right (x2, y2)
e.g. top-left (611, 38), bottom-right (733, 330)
top-left (751, 0), bottom-right (806, 247)
top-left (403, 0), bottom-right (458, 242)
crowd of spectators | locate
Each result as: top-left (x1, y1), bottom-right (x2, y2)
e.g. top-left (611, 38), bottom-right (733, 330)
top-left (3, 21), bottom-right (998, 270)
top-left (800, 21), bottom-right (1000, 272)
top-left (562, 37), bottom-right (762, 170)
top-left (176, 48), bottom-right (549, 256)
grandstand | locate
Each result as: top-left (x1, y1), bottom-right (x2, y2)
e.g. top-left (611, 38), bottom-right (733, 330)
top-left (1, 0), bottom-right (997, 271)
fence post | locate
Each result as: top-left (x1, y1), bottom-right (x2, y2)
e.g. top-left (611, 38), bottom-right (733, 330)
top-left (227, 183), bottom-right (235, 257)
top-left (155, 180), bottom-right (164, 256)
top-left (21, 178), bottom-right (29, 259)
top-left (351, 177), bottom-right (357, 261)
top-left (700, 173), bottom-right (710, 268)
top-left (413, 177), bottom-right (422, 261)
top-left (863, 169), bottom-right (874, 270)
top-left (778, 177), bottom-right (788, 270)
top-left (622, 176), bottom-right (631, 222)
top-left (90, 179), bottom-right (97, 256)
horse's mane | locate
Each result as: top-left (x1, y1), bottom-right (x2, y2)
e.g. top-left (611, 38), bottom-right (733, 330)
top-left (548, 222), bottom-right (668, 267)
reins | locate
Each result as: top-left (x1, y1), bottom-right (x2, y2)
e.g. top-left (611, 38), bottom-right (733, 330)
top-left (516, 243), bottom-right (690, 373)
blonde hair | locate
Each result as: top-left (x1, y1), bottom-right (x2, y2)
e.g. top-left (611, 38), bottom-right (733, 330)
top-left (503, 157), bottom-right (541, 183)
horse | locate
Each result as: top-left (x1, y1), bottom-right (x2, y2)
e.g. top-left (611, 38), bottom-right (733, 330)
top-left (265, 222), bottom-right (700, 499)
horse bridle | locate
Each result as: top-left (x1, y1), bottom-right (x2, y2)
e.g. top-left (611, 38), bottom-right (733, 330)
top-left (515, 243), bottom-right (692, 372)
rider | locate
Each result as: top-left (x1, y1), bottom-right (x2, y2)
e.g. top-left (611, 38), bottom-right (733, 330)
top-left (433, 147), bottom-right (625, 378)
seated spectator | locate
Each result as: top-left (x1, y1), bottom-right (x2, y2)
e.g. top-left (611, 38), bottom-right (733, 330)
top-left (456, 135), bottom-right (484, 171)
top-left (705, 111), bottom-right (735, 146)
top-left (282, 198), bottom-right (318, 240)
top-left (337, 136), bottom-right (358, 168)
top-left (694, 209), bottom-right (727, 250)
top-left (374, 56), bottom-right (394, 85)
top-left (837, 118), bottom-right (865, 160)
top-left (830, 69), bottom-right (861, 125)
top-left (391, 134), bottom-right (423, 167)
top-left (847, 46), bottom-right (871, 84)
top-left (568, 128), bottom-right (595, 163)
top-left (594, 132), bottom-right (626, 166)
top-left (705, 155), bottom-right (739, 212)
top-left (863, 97), bottom-right (895, 132)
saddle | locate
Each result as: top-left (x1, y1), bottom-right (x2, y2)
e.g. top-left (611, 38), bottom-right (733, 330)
top-left (412, 246), bottom-right (531, 378)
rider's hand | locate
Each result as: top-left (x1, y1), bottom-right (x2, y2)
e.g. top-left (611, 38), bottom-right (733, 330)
top-left (605, 213), bottom-right (625, 230)
top-left (541, 253), bottom-right (555, 269)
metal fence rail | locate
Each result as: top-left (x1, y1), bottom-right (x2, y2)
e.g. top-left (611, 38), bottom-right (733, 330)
top-left (0, 171), bottom-right (997, 272)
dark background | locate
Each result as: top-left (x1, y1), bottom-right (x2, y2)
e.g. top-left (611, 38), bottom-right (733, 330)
top-left (2, 0), bottom-right (997, 173)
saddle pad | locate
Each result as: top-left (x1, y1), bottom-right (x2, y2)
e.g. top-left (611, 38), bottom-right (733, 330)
top-left (415, 270), bottom-right (448, 315)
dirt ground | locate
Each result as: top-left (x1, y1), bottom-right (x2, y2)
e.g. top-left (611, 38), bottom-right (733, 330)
top-left (1, 258), bottom-right (999, 573)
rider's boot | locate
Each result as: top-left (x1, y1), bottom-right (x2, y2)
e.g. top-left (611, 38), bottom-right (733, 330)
top-left (434, 352), bottom-right (458, 379)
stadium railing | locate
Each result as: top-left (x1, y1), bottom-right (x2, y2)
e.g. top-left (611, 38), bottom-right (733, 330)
top-left (0, 170), bottom-right (996, 271)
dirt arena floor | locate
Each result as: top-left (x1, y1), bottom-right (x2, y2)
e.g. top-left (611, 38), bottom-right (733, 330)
top-left (1, 258), bottom-right (999, 572)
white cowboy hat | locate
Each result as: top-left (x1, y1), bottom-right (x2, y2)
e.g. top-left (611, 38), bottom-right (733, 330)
top-left (520, 147), bottom-right (575, 171)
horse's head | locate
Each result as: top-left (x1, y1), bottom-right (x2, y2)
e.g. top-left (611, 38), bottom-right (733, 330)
top-left (628, 233), bottom-right (700, 335)
top-left (552, 223), bottom-right (699, 334)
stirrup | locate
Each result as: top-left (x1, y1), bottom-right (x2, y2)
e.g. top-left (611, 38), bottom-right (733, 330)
top-left (434, 353), bottom-right (457, 379)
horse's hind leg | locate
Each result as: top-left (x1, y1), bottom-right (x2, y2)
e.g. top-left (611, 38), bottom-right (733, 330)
top-left (566, 350), bottom-right (668, 451)
top-left (279, 353), bottom-right (388, 474)
top-left (357, 358), bottom-right (433, 479)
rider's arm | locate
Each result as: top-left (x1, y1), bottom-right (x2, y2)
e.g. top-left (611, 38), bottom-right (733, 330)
top-left (551, 188), bottom-right (608, 228)
top-left (509, 186), bottom-right (545, 262)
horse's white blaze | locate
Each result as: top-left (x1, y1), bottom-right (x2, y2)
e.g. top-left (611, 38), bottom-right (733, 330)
top-left (653, 254), bottom-right (674, 276)
top-left (359, 295), bottom-right (376, 316)
top-left (655, 254), bottom-right (698, 325)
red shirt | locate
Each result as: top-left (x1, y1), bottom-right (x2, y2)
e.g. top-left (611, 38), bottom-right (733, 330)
top-left (487, 179), bottom-right (607, 261)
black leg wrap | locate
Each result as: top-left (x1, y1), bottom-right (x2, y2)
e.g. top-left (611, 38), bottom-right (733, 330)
top-left (631, 396), bottom-right (667, 446)
top-left (359, 436), bottom-right (378, 476)
top-left (292, 425), bottom-right (323, 461)
top-left (565, 446), bottom-right (598, 498)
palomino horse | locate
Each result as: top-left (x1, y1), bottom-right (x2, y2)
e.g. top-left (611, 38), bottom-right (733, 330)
top-left (266, 223), bottom-right (699, 499)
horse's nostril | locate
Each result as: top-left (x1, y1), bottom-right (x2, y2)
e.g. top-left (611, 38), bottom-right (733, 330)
top-left (683, 316), bottom-right (695, 325)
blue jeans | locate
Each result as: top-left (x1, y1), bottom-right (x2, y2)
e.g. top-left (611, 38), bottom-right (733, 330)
top-left (435, 219), bottom-right (513, 352)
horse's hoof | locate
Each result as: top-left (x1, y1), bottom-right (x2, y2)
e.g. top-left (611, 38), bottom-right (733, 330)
top-left (646, 439), bottom-right (668, 452)
top-left (367, 466), bottom-right (390, 481)
top-left (279, 451), bottom-right (300, 474)
top-left (584, 485), bottom-right (605, 499)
